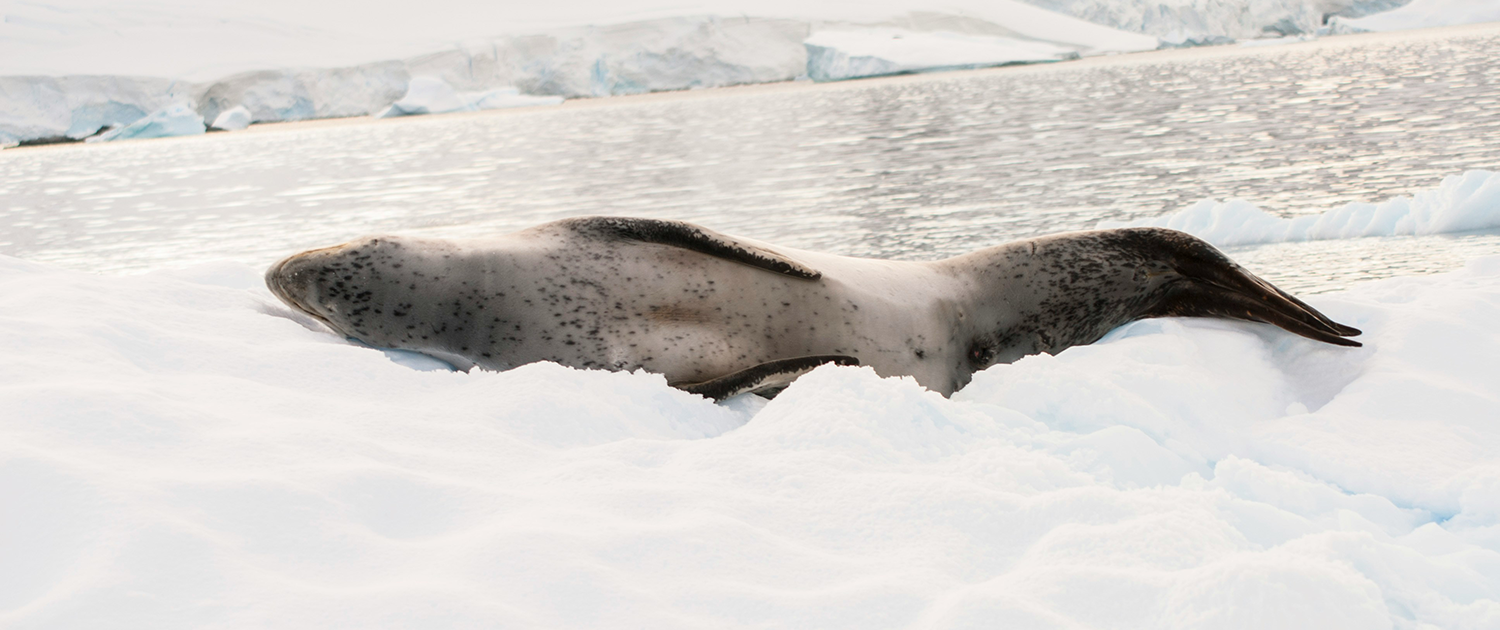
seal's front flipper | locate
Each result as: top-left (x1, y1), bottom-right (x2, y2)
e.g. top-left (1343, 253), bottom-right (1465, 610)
top-left (673, 355), bottom-right (859, 401)
top-left (561, 216), bottom-right (823, 280)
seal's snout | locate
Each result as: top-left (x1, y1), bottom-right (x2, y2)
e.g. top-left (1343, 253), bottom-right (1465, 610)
top-left (265, 245), bottom-right (343, 322)
top-left (265, 253), bottom-right (311, 313)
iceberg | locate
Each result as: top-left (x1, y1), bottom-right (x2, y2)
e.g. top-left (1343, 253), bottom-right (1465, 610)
top-left (0, 10), bottom-right (1157, 146)
top-left (805, 29), bottom-right (1076, 81)
top-left (194, 63), bottom-right (412, 127)
top-left (0, 75), bottom-right (196, 146)
top-left (209, 105), bottom-right (252, 131)
top-left (3, 1), bottom-right (1487, 146)
top-left (470, 87), bottom-right (565, 111)
top-left (375, 77), bottom-right (562, 118)
top-left (376, 76), bottom-right (473, 118)
top-left (1098, 170), bottom-right (1500, 247)
top-left (86, 102), bottom-right (204, 143)
top-left (1023, 0), bottom-right (1424, 43)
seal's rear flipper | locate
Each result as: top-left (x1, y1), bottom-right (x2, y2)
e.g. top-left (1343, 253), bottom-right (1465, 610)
top-left (1132, 228), bottom-right (1363, 347)
top-left (673, 355), bottom-right (860, 401)
top-left (561, 216), bottom-right (823, 280)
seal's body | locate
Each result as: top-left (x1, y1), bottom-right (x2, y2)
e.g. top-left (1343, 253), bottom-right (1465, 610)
top-left (267, 217), bottom-right (1360, 398)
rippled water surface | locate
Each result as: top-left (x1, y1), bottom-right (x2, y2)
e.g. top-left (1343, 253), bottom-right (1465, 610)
top-left (3, 25), bottom-right (1500, 293)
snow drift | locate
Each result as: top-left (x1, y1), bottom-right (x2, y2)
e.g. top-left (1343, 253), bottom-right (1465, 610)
top-left (3, 240), bottom-right (1500, 627)
top-left (1099, 170), bottom-right (1500, 247)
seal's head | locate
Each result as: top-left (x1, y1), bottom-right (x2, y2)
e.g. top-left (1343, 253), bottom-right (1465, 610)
top-left (267, 244), bottom-right (342, 331)
top-left (265, 236), bottom-right (404, 338)
top-left (267, 235), bottom-right (492, 371)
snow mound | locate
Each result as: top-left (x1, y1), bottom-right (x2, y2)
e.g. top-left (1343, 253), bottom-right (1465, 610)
top-left (4, 235), bottom-right (1500, 624)
top-left (805, 29), bottom-right (1074, 81)
top-left (87, 102), bottom-right (204, 143)
top-left (375, 77), bottom-right (562, 118)
top-left (209, 105), bottom-right (251, 131)
top-left (1098, 170), bottom-right (1500, 247)
top-left (1331, 0), bottom-right (1500, 32)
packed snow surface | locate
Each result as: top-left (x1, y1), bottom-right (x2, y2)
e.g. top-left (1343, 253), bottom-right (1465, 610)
top-left (1100, 170), bottom-right (1500, 247)
top-left (5, 185), bottom-right (1500, 626)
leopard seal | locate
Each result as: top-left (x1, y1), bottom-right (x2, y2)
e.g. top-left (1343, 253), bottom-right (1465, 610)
top-left (265, 217), bottom-right (1360, 399)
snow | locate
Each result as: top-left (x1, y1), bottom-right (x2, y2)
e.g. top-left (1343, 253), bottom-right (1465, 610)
top-left (86, 102), bottom-right (204, 143)
top-left (375, 77), bottom-right (564, 118)
top-left (805, 29), bottom-right (1075, 82)
top-left (1333, 0), bottom-right (1500, 32)
top-left (4, 165), bottom-right (1500, 624)
top-left (1099, 170), bottom-right (1500, 248)
top-left (4, 235), bottom-right (1500, 626)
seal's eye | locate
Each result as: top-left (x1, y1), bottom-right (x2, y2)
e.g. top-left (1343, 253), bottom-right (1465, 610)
top-left (968, 341), bottom-right (994, 367)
